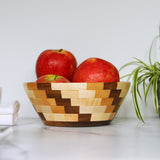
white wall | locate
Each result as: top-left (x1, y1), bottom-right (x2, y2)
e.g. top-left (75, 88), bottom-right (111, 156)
top-left (0, 0), bottom-right (160, 118)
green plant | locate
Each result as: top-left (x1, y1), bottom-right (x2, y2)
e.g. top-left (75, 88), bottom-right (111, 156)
top-left (119, 27), bottom-right (160, 122)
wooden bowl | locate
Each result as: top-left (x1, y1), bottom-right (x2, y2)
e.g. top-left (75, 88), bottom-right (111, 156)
top-left (24, 82), bottom-right (130, 127)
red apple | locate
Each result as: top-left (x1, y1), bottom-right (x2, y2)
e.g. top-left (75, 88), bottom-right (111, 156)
top-left (36, 74), bottom-right (70, 83)
top-left (36, 49), bottom-right (77, 81)
top-left (72, 57), bottom-right (119, 82)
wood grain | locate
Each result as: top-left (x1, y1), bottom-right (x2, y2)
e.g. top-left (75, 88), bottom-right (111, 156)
top-left (24, 82), bottom-right (130, 127)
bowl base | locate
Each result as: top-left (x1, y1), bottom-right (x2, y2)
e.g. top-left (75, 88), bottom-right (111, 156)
top-left (42, 120), bottom-right (111, 127)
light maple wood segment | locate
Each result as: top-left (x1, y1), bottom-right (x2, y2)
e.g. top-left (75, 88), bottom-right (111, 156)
top-left (93, 106), bottom-right (107, 113)
top-left (80, 106), bottom-right (94, 113)
top-left (52, 114), bottom-right (65, 121)
top-left (71, 98), bottom-right (87, 106)
top-left (117, 82), bottom-right (130, 97)
top-left (25, 90), bottom-right (35, 98)
top-left (108, 113), bottom-right (116, 120)
top-left (61, 90), bottom-right (79, 99)
top-left (43, 113), bottom-right (67, 121)
top-left (51, 83), bottom-right (87, 90)
top-left (91, 113), bottom-right (111, 121)
top-left (43, 113), bottom-right (78, 122)
top-left (91, 98), bottom-right (102, 106)
top-left (65, 114), bottom-right (78, 122)
top-left (35, 105), bottom-right (52, 113)
top-left (80, 106), bottom-right (107, 114)
top-left (78, 90), bottom-right (96, 98)
top-left (43, 113), bottom-right (54, 121)
top-left (71, 98), bottom-right (102, 106)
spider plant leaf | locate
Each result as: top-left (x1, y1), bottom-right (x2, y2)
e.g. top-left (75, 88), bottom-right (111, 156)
top-left (137, 76), bottom-right (144, 100)
top-left (143, 80), bottom-right (146, 101)
top-left (144, 76), bottom-right (155, 104)
top-left (133, 57), bottom-right (152, 71)
top-left (137, 74), bottom-right (147, 101)
top-left (149, 35), bottom-right (159, 65)
top-left (119, 61), bottom-right (138, 72)
top-left (120, 73), bottom-right (133, 80)
top-left (132, 66), bottom-right (144, 122)
top-left (137, 88), bottom-right (143, 101)
top-left (137, 73), bottom-right (151, 85)
top-left (153, 63), bottom-right (158, 71)
top-left (137, 73), bottom-right (152, 102)
top-left (152, 76), bottom-right (159, 113)
top-left (155, 62), bottom-right (160, 71)
top-left (120, 64), bottom-right (142, 80)
top-left (140, 74), bottom-right (152, 104)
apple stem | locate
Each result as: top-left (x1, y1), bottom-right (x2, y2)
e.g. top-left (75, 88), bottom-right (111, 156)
top-left (59, 49), bottom-right (63, 52)
top-left (54, 75), bottom-right (58, 80)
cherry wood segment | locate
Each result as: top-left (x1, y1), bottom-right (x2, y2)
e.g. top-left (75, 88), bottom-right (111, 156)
top-left (43, 120), bottom-right (112, 127)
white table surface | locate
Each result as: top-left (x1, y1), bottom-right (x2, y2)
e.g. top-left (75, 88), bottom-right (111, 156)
top-left (0, 117), bottom-right (160, 160)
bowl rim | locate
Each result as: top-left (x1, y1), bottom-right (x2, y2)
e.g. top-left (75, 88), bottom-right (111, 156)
top-left (24, 81), bottom-right (130, 84)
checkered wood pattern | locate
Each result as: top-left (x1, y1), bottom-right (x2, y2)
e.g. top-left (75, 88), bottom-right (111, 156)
top-left (24, 82), bottom-right (130, 127)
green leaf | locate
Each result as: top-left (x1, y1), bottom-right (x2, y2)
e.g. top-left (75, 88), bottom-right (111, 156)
top-left (152, 76), bottom-right (159, 113)
top-left (143, 80), bottom-right (146, 102)
top-left (119, 31), bottom-right (160, 122)
top-left (144, 76), bottom-right (155, 104)
top-left (132, 66), bottom-right (144, 122)
top-left (119, 61), bottom-right (138, 72)
top-left (120, 64), bottom-right (143, 80)
top-left (149, 35), bottom-right (159, 65)
top-left (137, 74), bottom-right (150, 101)
top-left (133, 57), bottom-right (152, 71)
top-left (120, 73), bottom-right (133, 80)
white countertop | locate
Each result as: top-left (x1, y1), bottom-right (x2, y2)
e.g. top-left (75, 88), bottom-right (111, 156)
top-left (0, 117), bottom-right (160, 160)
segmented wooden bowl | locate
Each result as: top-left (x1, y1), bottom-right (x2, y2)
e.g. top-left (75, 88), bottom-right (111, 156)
top-left (24, 82), bottom-right (130, 127)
